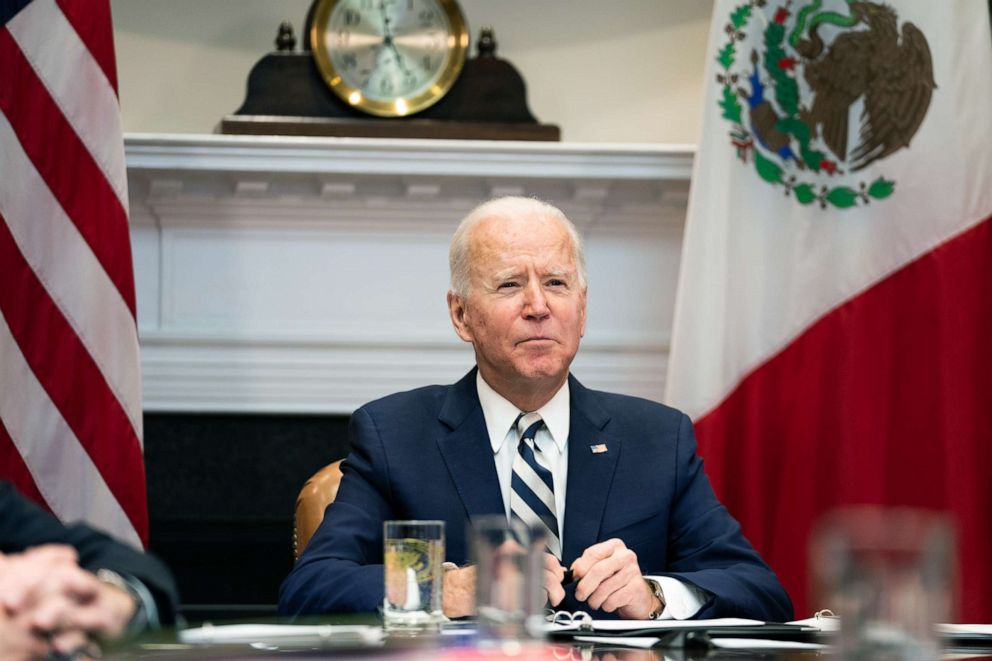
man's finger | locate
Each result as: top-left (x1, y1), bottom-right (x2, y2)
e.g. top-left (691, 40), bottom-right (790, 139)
top-left (570, 538), bottom-right (624, 578)
top-left (585, 563), bottom-right (641, 611)
top-left (0, 552), bottom-right (94, 613)
top-left (45, 566), bottom-right (102, 605)
top-left (48, 629), bottom-right (92, 656)
top-left (22, 545), bottom-right (78, 564)
top-left (59, 590), bottom-right (135, 640)
top-left (574, 546), bottom-right (635, 602)
top-left (0, 611), bottom-right (50, 659)
top-left (543, 553), bottom-right (565, 581)
top-left (26, 592), bottom-right (78, 633)
top-left (544, 567), bottom-right (566, 607)
top-left (599, 579), bottom-right (647, 615)
top-left (573, 559), bottom-right (615, 601)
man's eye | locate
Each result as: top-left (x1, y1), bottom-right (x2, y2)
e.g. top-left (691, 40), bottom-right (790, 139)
top-left (547, 279), bottom-right (566, 287)
top-left (497, 282), bottom-right (518, 290)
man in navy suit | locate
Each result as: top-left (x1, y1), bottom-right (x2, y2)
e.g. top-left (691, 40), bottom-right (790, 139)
top-left (280, 197), bottom-right (792, 621)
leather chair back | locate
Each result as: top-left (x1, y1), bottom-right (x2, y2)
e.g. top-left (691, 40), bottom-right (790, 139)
top-left (293, 459), bottom-right (344, 560)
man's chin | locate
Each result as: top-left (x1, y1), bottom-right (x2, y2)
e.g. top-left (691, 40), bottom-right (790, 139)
top-left (512, 361), bottom-right (570, 386)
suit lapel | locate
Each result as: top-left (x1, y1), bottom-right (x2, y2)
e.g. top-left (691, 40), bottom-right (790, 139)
top-left (436, 370), bottom-right (504, 519)
top-left (562, 376), bottom-right (619, 565)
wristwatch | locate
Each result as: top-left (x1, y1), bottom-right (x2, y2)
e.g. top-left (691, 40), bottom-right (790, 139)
top-left (645, 577), bottom-right (665, 620)
top-left (96, 568), bottom-right (149, 638)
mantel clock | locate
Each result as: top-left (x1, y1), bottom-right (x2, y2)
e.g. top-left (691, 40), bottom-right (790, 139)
top-left (309, 0), bottom-right (470, 117)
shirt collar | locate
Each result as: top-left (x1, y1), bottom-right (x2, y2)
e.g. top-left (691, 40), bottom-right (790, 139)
top-left (476, 371), bottom-right (570, 454)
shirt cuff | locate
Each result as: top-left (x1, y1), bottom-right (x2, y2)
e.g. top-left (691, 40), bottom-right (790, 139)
top-left (645, 575), bottom-right (710, 620)
top-left (122, 574), bottom-right (162, 632)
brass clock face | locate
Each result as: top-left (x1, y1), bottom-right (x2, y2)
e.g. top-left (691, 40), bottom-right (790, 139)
top-left (310, 0), bottom-right (469, 117)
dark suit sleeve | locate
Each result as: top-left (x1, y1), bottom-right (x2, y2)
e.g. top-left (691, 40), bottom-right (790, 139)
top-left (0, 481), bottom-right (179, 625)
top-left (659, 414), bottom-right (793, 621)
top-left (278, 407), bottom-right (393, 615)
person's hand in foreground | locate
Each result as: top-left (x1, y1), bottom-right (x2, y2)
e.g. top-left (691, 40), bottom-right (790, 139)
top-left (0, 545), bottom-right (137, 655)
top-left (442, 564), bottom-right (477, 618)
top-left (0, 608), bottom-right (48, 661)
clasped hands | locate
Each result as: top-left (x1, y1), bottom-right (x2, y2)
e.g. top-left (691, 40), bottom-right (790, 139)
top-left (0, 545), bottom-right (137, 659)
top-left (442, 538), bottom-right (662, 620)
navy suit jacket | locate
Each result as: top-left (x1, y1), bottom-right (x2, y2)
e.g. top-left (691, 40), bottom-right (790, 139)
top-left (280, 370), bottom-right (792, 621)
top-left (0, 481), bottom-right (179, 625)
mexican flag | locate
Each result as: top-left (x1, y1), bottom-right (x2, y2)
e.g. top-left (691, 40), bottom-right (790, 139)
top-left (667, 0), bottom-right (992, 620)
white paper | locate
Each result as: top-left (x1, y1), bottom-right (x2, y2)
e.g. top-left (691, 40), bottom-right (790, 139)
top-left (711, 638), bottom-right (829, 650)
top-left (544, 616), bottom-right (763, 633)
top-left (936, 624), bottom-right (992, 636)
top-left (573, 636), bottom-right (660, 648)
top-left (178, 623), bottom-right (384, 645)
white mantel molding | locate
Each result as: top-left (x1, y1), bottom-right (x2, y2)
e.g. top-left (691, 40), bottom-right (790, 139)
top-left (125, 133), bottom-right (694, 180)
top-left (126, 134), bottom-right (694, 414)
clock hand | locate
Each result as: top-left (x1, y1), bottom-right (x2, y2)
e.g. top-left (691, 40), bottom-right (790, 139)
top-left (359, 0), bottom-right (392, 80)
top-left (378, 1), bottom-right (394, 41)
top-left (376, 1), bottom-right (405, 68)
top-left (376, 2), bottom-right (416, 80)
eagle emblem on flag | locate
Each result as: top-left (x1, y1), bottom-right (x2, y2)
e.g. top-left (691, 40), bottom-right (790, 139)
top-left (716, 0), bottom-right (936, 209)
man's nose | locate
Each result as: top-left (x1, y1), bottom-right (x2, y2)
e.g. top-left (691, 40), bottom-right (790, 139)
top-left (522, 281), bottom-right (550, 318)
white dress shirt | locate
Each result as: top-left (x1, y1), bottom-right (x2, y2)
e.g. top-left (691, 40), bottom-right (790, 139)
top-left (475, 372), bottom-right (708, 619)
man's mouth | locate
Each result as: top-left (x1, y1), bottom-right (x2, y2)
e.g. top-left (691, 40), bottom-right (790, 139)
top-left (518, 337), bottom-right (555, 345)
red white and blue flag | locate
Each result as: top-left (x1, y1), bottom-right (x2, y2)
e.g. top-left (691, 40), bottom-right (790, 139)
top-left (0, 0), bottom-right (146, 547)
top-left (668, 1), bottom-right (992, 620)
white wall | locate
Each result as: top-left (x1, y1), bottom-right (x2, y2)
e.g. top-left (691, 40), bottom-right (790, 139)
top-left (126, 136), bottom-right (692, 412)
top-left (110, 0), bottom-right (714, 144)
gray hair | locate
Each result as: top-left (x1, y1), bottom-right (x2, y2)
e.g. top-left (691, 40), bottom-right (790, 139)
top-left (448, 196), bottom-right (587, 298)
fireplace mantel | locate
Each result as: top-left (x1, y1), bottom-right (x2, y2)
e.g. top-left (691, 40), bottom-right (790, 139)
top-left (126, 134), bottom-right (694, 414)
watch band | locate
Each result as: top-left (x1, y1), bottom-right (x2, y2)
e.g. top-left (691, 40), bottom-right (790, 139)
top-left (645, 577), bottom-right (665, 620)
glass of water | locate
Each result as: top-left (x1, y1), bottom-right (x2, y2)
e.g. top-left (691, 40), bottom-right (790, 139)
top-left (811, 507), bottom-right (954, 660)
top-left (472, 515), bottom-right (547, 644)
top-left (383, 520), bottom-right (444, 634)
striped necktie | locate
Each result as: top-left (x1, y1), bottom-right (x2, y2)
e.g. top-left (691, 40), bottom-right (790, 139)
top-left (509, 412), bottom-right (561, 559)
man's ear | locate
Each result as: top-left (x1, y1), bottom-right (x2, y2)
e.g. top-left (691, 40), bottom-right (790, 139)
top-left (447, 291), bottom-right (474, 343)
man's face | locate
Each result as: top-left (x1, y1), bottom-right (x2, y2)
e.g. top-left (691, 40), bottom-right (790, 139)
top-left (448, 213), bottom-right (587, 405)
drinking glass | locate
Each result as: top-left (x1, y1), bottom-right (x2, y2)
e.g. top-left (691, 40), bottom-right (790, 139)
top-left (383, 520), bottom-right (445, 634)
top-left (472, 515), bottom-right (547, 644)
top-left (811, 507), bottom-right (954, 660)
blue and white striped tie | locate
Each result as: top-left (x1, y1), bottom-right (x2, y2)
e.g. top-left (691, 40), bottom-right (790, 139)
top-left (509, 412), bottom-right (561, 559)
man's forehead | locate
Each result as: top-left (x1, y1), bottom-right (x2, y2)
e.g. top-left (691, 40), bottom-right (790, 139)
top-left (473, 238), bottom-right (577, 273)
top-left (488, 262), bottom-right (577, 279)
top-left (474, 210), bottom-right (564, 234)
top-left (470, 214), bottom-right (572, 250)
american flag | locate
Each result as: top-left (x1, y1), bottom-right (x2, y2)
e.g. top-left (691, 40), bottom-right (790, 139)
top-left (0, 0), bottom-right (146, 547)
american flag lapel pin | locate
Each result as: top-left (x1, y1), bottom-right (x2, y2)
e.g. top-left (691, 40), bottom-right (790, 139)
top-left (590, 443), bottom-right (608, 454)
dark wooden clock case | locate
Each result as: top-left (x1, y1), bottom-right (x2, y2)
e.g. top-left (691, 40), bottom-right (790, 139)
top-left (221, 10), bottom-right (560, 141)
